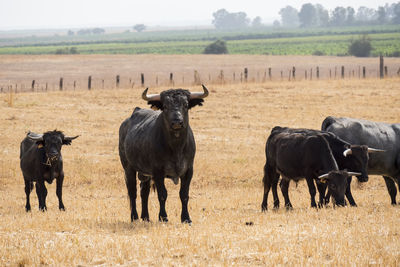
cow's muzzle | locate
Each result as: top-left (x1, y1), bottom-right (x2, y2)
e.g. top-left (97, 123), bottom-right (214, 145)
top-left (47, 153), bottom-right (59, 162)
top-left (171, 121), bottom-right (184, 130)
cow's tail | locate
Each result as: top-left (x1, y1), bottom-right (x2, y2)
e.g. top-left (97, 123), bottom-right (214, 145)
top-left (321, 116), bottom-right (336, 131)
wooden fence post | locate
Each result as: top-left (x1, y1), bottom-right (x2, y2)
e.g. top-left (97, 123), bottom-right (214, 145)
top-left (305, 70), bottom-right (307, 80)
top-left (341, 66), bottom-right (345, 79)
top-left (116, 75), bottom-right (120, 88)
top-left (363, 67), bottom-right (366, 78)
top-left (316, 66), bottom-right (319, 79)
top-left (244, 68), bottom-right (248, 82)
top-left (102, 79), bottom-right (104, 89)
top-left (31, 80), bottom-right (35, 91)
top-left (141, 73), bottom-right (145, 87)
top-left (310, 68), bottom-right (313, 80)
top-left (59, 78), bottom-right (63, 91)
top-left (170, 73), bottom-right (174, 86)
top-left (88, 76), bottom-right (92, 90)
top-left (73, 81), bottom-right (76, 90)
top-left (292, 66), bottom-right (296, 80)
top-left (379, 55), bottom-right (384, 79)
top-left (384, 66), bottom-right (388, 77)
top-left (268, 68), bottom-right (272, 80)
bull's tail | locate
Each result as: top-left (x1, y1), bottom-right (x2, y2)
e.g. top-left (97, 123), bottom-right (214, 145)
top-left (321, 116), bottom-right (336, 131)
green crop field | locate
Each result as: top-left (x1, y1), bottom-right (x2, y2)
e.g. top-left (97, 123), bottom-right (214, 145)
top-left (0, 25), bottom-right (399, 56)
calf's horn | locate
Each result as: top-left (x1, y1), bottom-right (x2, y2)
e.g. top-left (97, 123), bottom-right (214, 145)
top-left (318, 173), bottom-right (330, 179)
top-left (142, 88), bottom-right (161, 101)
top-left (27, 132), bottom-right (43, 141)
top-left (64, 135), bottom-right (79, 141)
top-left (368, 148), bottom-right (385, 153)
top-left (343, 149), bottom-right (352, 157)
top-left (190, 84), bottom-right (209, 99)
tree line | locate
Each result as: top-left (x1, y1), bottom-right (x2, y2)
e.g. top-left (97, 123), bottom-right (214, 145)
top-left (212, 2), bottom-right (400, 30)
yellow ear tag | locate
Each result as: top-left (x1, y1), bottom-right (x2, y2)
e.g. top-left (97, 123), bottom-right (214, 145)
top-left (38, 144), bottom-right (43, 149)
top-left (320, 179), bottom-right (327, 184)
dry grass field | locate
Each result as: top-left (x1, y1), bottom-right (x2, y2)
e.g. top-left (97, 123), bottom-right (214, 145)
top-left (1, 55), bottom-right (400, 266)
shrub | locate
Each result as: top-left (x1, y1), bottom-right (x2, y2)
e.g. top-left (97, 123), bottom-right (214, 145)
top-left (348, 35), bottom-right (372, 57)
top-left (203, 40), bottom-right (228, 54)
top-left (312, 50), bottom-right (325, 56)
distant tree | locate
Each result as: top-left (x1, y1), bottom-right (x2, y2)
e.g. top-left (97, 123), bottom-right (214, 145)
top-left (392, 2), bottom-right (400, 24)
top-left (356, 6), bottom-right (376, 22)
top-left (346, 7), bottom-right (355, 25)
top-left (203, 40), bottom-right (228, 54)
top-left (92, 28), bottom-right (105, 34)
top-left (279, 5), bottom-right (299, 27)
top-left (252, 16), bottom-right (263, 28)
top-left (272, 20), bottom-right (281, 28)
top-left (348, 35), bottom-right (372, 57)
top-left (298, 3), bottom-right (317, 27)
top-left (133, 24), bottom-right (146, 32)
top-left (315, 4), bottom-right (329, 26)
top-left (212, 9), bottom-right (250, 30)
top-left (67, 30), bottom-right (74, 36)
top-left (331, 7), bottom-right (347, 26)
top-left (377, 6), bottom-right (387, 24)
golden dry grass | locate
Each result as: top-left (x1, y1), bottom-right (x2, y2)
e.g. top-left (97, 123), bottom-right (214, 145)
top-left (1, 55), bottom-right (400, 266)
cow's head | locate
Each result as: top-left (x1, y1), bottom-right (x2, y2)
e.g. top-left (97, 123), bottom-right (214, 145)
top-left (142, 85), bottom-right (208, 135)
top-left (342, 145), bottom-right (384, 182)
top-left (27, 130), bottom-right (79, 165)
top-left (319, 170), bottom-right (361, 206)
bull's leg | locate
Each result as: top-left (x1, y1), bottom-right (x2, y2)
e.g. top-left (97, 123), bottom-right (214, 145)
top-left (383, 176), bottom-right (397, 205)
top-left (125, 168), bottom-right (138, 221)
top-left (306, 178), bottom-right (317, 208)
top-left (280, 178), bottom-right (292, 210)
top-left (345, 176), bottom-right (357, 207)
top-left (261, 163), bottom-right (272, 211)
top-left (36, 180), bottom-right (47, 211)
top-left (56, 174), bottom-right (65, 211)
top-left (154, 176), bottom-right (168, 222)
top-left (24, 179), bottom-right (33, 212)
top-left (180, 167), bottom-right (193, 224)
top-left (139, 174), bottom-right (150, 221)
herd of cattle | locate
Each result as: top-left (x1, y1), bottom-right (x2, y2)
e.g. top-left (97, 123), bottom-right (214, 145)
top-left (19, 86), bottom-right (400, 223)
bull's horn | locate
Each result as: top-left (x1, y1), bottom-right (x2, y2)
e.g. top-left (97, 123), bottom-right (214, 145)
top-left (368, 148), bottom-right (385, 153)
top-left (142, 88), bottom-right (161, 101)
top-left (343, 149), bottom-right (352, 157)
top-left (347, 172), bottom-right (362, 176)
top-left (318, 173), bottom-right (330, 179)
top-left (190, 84), bottom-right (209, 99)
top-left (64, 135), bottom-right (79, 141)
top-left (27, 131), bottom-right (43, 141)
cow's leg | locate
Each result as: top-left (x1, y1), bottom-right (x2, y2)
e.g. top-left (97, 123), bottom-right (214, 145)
top-left (345, 176), bottom-right (357, 207)
top-left (306, 178), bottom-right (317, 208)
top-left (56, 173), bottom-right (65, 211)
top-left (180, 167), bottom-right (193, 224)
top-left (316, 181), bottom-right (327, 208)
top-left (125, 168), bottom-right (138, 221)
top-left (24, 179), bottom-right (33, 212)
top-left (36, 180), bottom-right (47, 211)
top-left (261, 163), bottom-right (272, 211)
top-left (139, 174), bottom-right (150, 221)
top-left (154, 176), bottom-right (168, 222)
top-left (383, 176), bottom-right (397, 205)
top-left (280, 178), bottom-right (292, 210)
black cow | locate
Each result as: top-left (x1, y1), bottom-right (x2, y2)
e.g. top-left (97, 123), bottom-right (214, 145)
top-left (119, 85), bottom-right (208, 223)
top-left (322, 116), bottom-right (398, 205)
top-left (261, 126), bottom-right (360, 210)
top-left (282, 128), bottom-right (374, 207)
top-left (20, 130), bottom-right (79, 211)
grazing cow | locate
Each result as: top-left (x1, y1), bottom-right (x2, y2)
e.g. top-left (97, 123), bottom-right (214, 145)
top-left (20, 130), bottom-right (79, 211)
top-left (281, 128), bottom-right (374, 207)
top-left (261, 126), bottom-right (360, 210)
top-left (119, 85), bottom-right (208, 223)
top-left (322, 116), bottom-right (398, 205)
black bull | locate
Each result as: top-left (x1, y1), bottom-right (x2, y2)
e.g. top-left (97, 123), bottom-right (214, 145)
top-left (261, 126), bottom-right (361, 210)
top-left (20, 130), bottom-right (79, 211)
top-left (119, 85), bottom-right (208, 223)
top-left (322, 116), bottom-right (397, 205)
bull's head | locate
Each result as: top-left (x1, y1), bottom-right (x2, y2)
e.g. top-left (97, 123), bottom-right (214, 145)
top-left (142, 85), bottom-right (208, 135)
top-left (342, 145), bottom-right (385, 182)
top-left (27, 130), bottom-right (79, 165)
top-left (318, 170), bottom-right (361, 206)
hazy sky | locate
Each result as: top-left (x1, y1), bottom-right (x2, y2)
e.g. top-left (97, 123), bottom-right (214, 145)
top-left (0, 0), bottom-right (398, 30)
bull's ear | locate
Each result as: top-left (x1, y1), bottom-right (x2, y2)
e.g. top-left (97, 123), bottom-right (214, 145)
top-left (188, 99), bottom-right (204, 109)
top-left (148, 101), bottom-right (163, 110)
